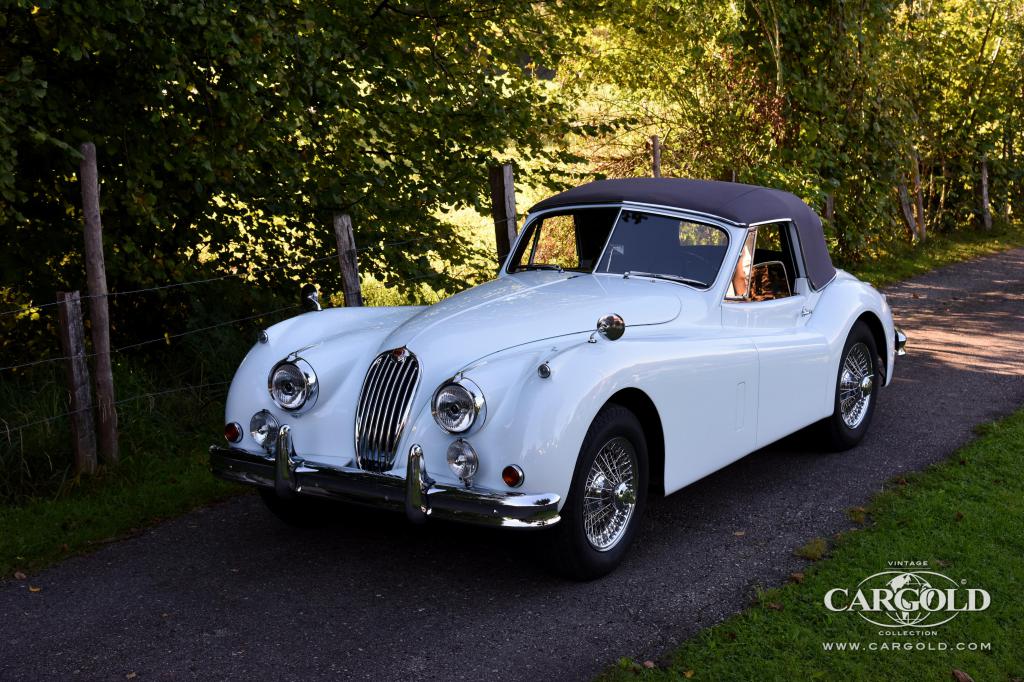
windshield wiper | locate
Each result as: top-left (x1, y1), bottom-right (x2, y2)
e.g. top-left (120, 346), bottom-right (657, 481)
top-left (518, 264), bottom-right (564, 272)
top-left (623, 271), bottom-right (708, 288)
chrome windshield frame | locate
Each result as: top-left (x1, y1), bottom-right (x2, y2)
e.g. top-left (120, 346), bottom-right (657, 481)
top-left (505, 201), bottom-right (737, 293)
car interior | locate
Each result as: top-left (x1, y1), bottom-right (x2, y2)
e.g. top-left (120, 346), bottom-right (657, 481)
top-left (728, 222), bottom-right (801, 301)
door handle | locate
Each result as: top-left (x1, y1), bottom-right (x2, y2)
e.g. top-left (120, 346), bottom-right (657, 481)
top-left (800, 306), bottom-right (812, 317)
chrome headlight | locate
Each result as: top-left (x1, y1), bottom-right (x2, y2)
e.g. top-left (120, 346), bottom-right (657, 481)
top-left (268, 358), bottom-right (318, 413)
top-left (431, 377), bottom-right (485, 433)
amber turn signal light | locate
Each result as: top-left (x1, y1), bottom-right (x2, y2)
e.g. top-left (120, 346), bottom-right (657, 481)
top-left (501, 464), bottom-right (524, 488)
top-left (224, 422), bottom-right (243, 443)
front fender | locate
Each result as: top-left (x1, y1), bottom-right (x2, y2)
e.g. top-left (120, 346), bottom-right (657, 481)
top-left (224, 306), bottom-right (423, 462)
top-left (400, 332), bottom-right (659, 509)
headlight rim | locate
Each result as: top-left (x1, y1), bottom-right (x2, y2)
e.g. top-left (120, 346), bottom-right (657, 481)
top-left (267, 357), bottom-right (319, 414)
top-left (431, 376), bottom-right (486, 434)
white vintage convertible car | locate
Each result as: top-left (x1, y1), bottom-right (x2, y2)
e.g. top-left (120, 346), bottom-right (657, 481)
top-left (211, 178), bottom-right (906, 579)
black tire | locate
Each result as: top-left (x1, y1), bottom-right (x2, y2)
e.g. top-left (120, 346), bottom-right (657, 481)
top-left (817, 321), bottom-right (881, 451)
top-left (257, 488), bottom-right (336, 528)
top-left (545, 404), bottom-right (649, 580)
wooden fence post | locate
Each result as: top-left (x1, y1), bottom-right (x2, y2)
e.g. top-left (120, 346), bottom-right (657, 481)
top-left (57, 291), bottom-right (97, 475)
top-left (488, 163), bottom-right (517, 265)
top-left (79, 142), bottom-right (118, 464)
top-left (333, 213), bottom-right (363, 306)
top-left (651, 135), bottom-right (662, 178)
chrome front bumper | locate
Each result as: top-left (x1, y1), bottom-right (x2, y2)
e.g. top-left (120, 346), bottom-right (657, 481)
top-left (209, 426), bottom-right (560, 528)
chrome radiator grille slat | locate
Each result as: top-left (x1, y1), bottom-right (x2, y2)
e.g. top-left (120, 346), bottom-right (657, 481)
top-left (354, 348), bottom-right (420, 472)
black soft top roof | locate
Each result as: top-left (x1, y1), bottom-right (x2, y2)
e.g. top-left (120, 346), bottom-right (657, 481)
top-left (529, 178), bottom-right (836, 290)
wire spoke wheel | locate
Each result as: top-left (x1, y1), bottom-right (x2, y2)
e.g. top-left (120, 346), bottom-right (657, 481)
top-left (582, 436), bottom-right (638, 552)
top-left (839, 341), bottom-right (874, 429)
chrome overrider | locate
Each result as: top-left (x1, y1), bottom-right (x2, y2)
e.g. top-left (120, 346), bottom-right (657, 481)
top-left (209, 427), bottom-right (561, 528)
top-left (894, 326), bottom-right (908, 356)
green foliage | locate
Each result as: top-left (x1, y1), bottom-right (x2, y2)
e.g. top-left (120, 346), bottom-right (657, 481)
top-left (0, 0), bottom-right (587, 355)
top-left (561, 0), bottom-right (1024, 263)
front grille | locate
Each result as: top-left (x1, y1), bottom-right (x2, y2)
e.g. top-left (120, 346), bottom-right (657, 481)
top-left (354, 348), bottom-right (421, 472)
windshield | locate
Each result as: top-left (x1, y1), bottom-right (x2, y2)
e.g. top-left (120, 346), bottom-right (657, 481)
top-left (508, 207), bottom-right (619, 273)
top-left (595, 210), bottom-right (729, 288)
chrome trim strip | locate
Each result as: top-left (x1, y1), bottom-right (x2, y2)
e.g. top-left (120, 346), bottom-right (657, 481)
top-left (746, 217), bottom-right (793, 228)
top-left (209, 444), bottom-right (561, 528)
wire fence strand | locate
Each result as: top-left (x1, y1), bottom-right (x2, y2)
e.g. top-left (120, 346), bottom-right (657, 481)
top-left (0, 234), bottom-right (434, 318)
top-left (0, 304), bottom-right (298, 373)
top-left (0, 380), bottom-right (233, 438)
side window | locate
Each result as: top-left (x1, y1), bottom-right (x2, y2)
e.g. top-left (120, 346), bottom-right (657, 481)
top-left (726, 222), bottom-right (801, 302)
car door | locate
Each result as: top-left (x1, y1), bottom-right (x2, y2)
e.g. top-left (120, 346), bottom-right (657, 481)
top-left (721, 222), bottom-right (832, 448)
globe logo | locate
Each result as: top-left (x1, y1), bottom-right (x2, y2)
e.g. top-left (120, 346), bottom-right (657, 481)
top-left (823, 569), bottom-right (991, 628)
top-left (884, 573), bottom-right (933, 626)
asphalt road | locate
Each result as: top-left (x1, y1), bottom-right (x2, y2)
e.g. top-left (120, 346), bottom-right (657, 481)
top-left (2, 249), bottom-right (1023, 681)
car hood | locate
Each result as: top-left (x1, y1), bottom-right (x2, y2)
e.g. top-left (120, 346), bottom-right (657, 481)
top-left (378, 271), bottom-right (681, 376)
top-left (235, 272), bottom-right (683, 461)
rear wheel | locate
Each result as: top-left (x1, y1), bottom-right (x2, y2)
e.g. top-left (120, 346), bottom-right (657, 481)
top-left (546, 404), bottom-right (648, 580)
top-left (817, 321), bottom-right (880, 451)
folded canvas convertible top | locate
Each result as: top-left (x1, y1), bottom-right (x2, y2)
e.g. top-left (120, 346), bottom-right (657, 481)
top-left (529, 178), bottom-right (836, 291)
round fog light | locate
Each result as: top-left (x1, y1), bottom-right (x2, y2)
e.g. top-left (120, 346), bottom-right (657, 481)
top-left (446, 439), bottom-right (479, 483)
top-left (224, 422), bottom-right (242, 443)
top-left (502, 464), bottom-right (524, 488)
top-left (250, 410), bottom-right (280, 450)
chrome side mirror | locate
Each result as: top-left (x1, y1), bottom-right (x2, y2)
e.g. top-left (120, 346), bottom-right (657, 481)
top-left (301, 283), bottom-right (322, 312)
top-left (596, 313), bottom-right (625, 341)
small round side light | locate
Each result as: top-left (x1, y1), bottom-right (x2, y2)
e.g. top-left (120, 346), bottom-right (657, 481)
top-left (502, 464), bottom-right (524, 488)
top-left (224, 422), bottom-right (243, 443)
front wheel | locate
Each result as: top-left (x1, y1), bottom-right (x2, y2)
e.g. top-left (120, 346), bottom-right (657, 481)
top-left (545, 404), bottom-right (649, 580)
top-left (817, 321), bottom-right (880, 451)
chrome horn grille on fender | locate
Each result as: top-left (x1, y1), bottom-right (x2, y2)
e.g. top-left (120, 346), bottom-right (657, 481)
top-left (354, 348), bottom-right (421, 472)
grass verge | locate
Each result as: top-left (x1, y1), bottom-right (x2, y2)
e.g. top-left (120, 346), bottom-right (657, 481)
top-left (0, 353), bottom-right (243, 579)
top-left (846, 223), bottom-right (1024, 288)
top-left (602, 408), bottom-right (1024, 682)
top-left (1, 445), bottom-right (238, 578)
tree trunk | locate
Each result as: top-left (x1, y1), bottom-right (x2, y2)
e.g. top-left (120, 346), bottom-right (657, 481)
top-left (911, 149), bottom-right (926, 242)
top-left (980, 155), bottom-right (992, 230)
top-left (897, 184), bottom-right (918, 241)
